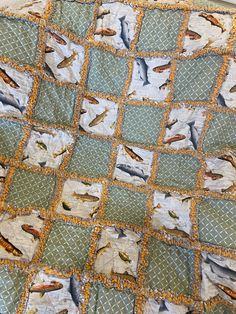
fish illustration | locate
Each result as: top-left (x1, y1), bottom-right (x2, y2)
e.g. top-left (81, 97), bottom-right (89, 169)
top-left (217, 93), bottom-right (227, 107)
top-left (0, 233), bottom-right (23, 256)
top-left (43, 63), bottom-right (56, 79)
top-left (119, 16), bottom-right (131, 49)
top-left (168, 210), bottom-right (179, 219)
top-left (216, 284), bottom-right (236, 299)
top-left (36, 141), bottom-right (47, 150)
top-left (21, 224), bottom-right (41, 240)
top-left (166, 119), bottom-right (178, 130)
top-left (88, 108), bottom-right (109, 127)
top-left (94, 28), bottom-right (116, 36)
top-left (48, 31), bottom-right (67, 45)
top-left (97, 8), bottom-right (110, 19)
top-left (53, 148), bottom-right (67, 158)
top-left (0, 91), bottom-right (25, 113)
top-left (96, 242), bottom-right (111, 256)
top-left (0, 68), bottom-right (19, 88)
top-left (136, 58), bottom-right (150, 86)
top-left (30, 281), bottom-right (63, 293)
top-left (219, 154), bottom-right (236, 168)
top-left (62, 201), bottom-right (72, 211)
top-left (159, 79), bottom-right (171, 90)
top-left (188, 121), bottom-right (198, 149)
top-left (114, 227), bottom-right (127, 239)
top-left (69, 275), bottom-right (81, 307)
top-left (153, 61), bottom-right (171, 73)
top-left (163, 134), bottom-right (186, 144)
top-left (57, 51), bottom-right (77, 69)
top-left (56, 310), bottom-right (68, 314)
top-left (199, 13), bottom-right (226, 32)
top-left (116, 164), bottom-right (149, 181)
top-left (185, 29), bottom-right (201, 40)
top-left (221, 184), bottom-right (235, 193)
top-left (205, 171), bottom-right (223, 180)
top-left (123, 146), bottom-right (143, 162)
top-left (72, 192), bottom-right (99, 202)
top-left (45, 46), bottom-right (54, 53)
top-left (28, 11), bottom-right (41, 18)
top-left (119, 251), bottom-right (131, 263)
top-left (84, 95), bottom-right (99, 104)
top-left (229, 85), bottom-right (236, 93)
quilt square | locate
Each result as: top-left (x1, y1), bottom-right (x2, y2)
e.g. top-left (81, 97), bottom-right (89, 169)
top-left (94, 226), bottom-right (142, 278)
top-left (155, 153), bottom-right (200, 190)
top-left (104, 186), bottom-right (147, 226)
top-left (87, 48), bottom-right (128, 95)
top-left (0, 267), bottom-right (27, 314)
top-left (137, 9), bottom-right (183, 52)
top-left (0, 119), bottom-right (24, 158)
top-left (202, 112), bottom-right (236, 153)
top-left (41, 221), bottom-right (93, 272)
top-left (67, 135), bottom-right (112, 178)
top-left (144, 238), bottom-right (194, 295)
top-left (0, 16), bottom-right (39, 65)
top-left (122, 104), bottom-right (164, 145)
top-left (6, 169), bottom-right (56, 209)
top-left (128, 57), bottom-right (171, 101)
top-left (173, 55), bottom-right (223, 101)
top-left (32, 79), bottom-right (78, 126)
top-left (197, 198), bottom-right (236, 249)
top-left (87, 283), bottom-right (136, 314)
top-left (49, 0), bottom-right (94, 38)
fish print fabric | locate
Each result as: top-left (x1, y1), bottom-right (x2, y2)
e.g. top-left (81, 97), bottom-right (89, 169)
top-left (0, 0), bottom-right (235, 313)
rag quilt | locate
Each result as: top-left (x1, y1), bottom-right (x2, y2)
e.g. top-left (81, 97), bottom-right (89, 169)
top-left (0, 0), bottom-right (236, 313)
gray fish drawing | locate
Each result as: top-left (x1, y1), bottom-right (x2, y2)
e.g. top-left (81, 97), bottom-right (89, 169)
top-left (119, 16), bottom-right (130, 49)
top-left (114, 226), bottom-right (127, 239)
top-left (207, 256), bottom-right (236, 281)
top-left (0, 91), bottom-right (25, 113)
top-left (217, 93), bottom-right (227, 107)
top-left (116, 164), bottom-right (149, 181)
top-left (136, 58), bottom-right (150, 86)
top-left (188, 121), bottom-right (198, 149)
top-left (69, 275), bottom-right (81, 307)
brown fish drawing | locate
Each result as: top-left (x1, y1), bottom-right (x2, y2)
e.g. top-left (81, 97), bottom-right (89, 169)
top-left (48, 31), bottom-right (67, 45)
top-left (56, 310), bottom-right (68, 314)
top-left (45, 46), bottom-right (55, 53)
top-left (89, 108), bottom-right (109, 127)
top-left (57, 51), bottom-right (77, 69)
top-left (96, 242), bottom-right (111, 256)
top-left (119, 252), bottom-right (131, 263)
top-left (28, 11), bottom-right (41, 18)
top-left (153, 61), bottom-right (171, 73)
top-left (0, 68), bottom-right (19, 89)
top-left (72, 192), bottom-right (99, 202)
top-left (185, 29), bottom-right (201, 40)
top-left (205, 171), bottom-right (223, 180)
top-left (29, 281), bottom-right (63, 293)
top-left (21, 224), bottom-right (41, 240)
top-left (229, 85), bottom-right (236, 93)
top-left (123, 146), bottom-right (143, 162)
top-left (199, 13), bottom-right (226, 32)
top-left (62, 201), bottom-right (72, 211)
top-left (221, 184), bottom-right (235, 193)
top-left (36, 141), bottom-right (47, 150)
top-left (84, 95), bottom-right (99, 104)
top-left (163, 134), bottom-right (186, 144)
top-left (168, 210), bottom-right (179, 219)
top-left (0, 233), bottom-right (23, 256)
top-left (219, 154), bottom-right (236, 168)
top-left (94, 28), bottom-right (116, 36)
top-left (216, 284), bottom-right (236, 299)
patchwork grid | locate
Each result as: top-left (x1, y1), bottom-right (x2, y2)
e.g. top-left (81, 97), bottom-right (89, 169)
top-left (0, 0), bottom-right (235, 313)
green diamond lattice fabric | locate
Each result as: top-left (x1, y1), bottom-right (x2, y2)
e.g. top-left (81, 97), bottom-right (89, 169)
top-left (0, 267), bottom-right (27, 314)
top-left (204, 304), bottom-right (236, 314)
top-left (0, 16), bottom-right (38, 65)
top-left (198, 198), bottom-right (236, 249)
top-left (87, 283), bottom-right (136, 314)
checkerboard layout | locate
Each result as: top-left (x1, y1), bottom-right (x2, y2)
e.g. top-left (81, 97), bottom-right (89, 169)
top-left (0, 0), bottom-right (235, 313)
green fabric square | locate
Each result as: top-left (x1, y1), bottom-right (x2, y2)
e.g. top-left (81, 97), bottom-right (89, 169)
top-left (122, 104), bottom-right (164, 145)
top-left (198, 198), bottom-right (236, 250)
top-left (155, 153), bottom-right (200, 190)
top-left (202, 112), bottom-right (236, 153)
top-left (173, 55), bottom-right (223, 101)
top-left (32, 79), bottom-right (77, 126)
top-left (87, 283), bottom-right (135, 314)
top-left (6, 169), bottom-right (56, 209)
top-left (68, 135), bottom-right (111, 178)
top-left (0, 119), bottom-right (24, 158)
top-left (0, 267), bottom-right (27, 314)
top-left (50, 0), bottom-right (94, 38)
top-left (41, 221), bottom-right (93, 271)
top-left (0, 16), bottom-right (39, 65)
top-left (137, 9), bottom-right (183, 52)
top-left (104, 186), bottom-right (147, 226)
top-left (144, 238), bottom-right (194, 295)
top-left (87, 48), bottom-right (128, 95)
